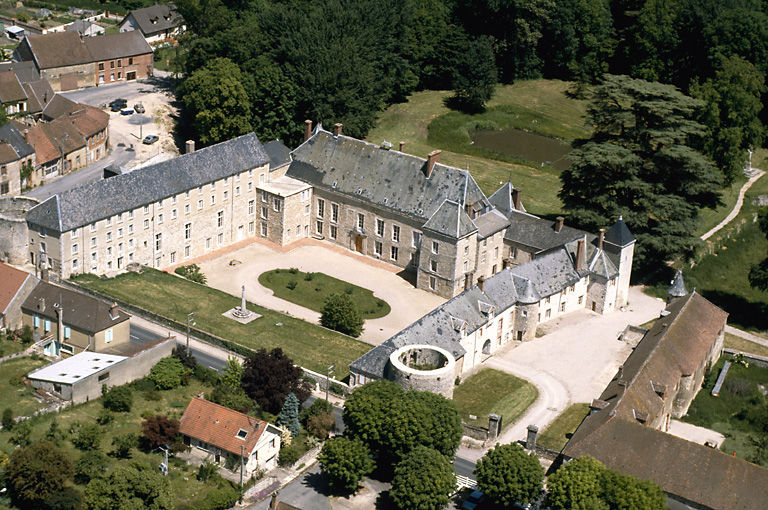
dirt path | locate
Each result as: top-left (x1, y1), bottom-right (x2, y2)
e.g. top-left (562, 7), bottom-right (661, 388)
top-left (701, 169), bottom-right (765, 241)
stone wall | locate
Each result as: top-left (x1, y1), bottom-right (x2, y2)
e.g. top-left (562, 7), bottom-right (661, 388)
top-left (388, 345), bottom-right (455, 398)
top-left (0, 196), bottom-right (38, 264)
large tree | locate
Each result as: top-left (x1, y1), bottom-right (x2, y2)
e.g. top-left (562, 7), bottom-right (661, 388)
top-left (84, 463), bottom-right (173, 510)
top-left (450, 35), bottom-right (497, 112)
top-left (545, 455), bottom-right (606, 510)
top-left (389, 446), bottom-right (456, 510)
top-left (320, 293), bottom-right (364, 338)
top-left (141, 415), bottom-right (180, 450)
top-left (241, 348), bottom-right (311, 414)
top-left (317, 437), bottom-right (374, 495)
top-left (6, 441), bottom-right (74, 509)
top-left (475, 443), bottom-right (544, 507)
top-left (560, 74), bottom-right (722, 271)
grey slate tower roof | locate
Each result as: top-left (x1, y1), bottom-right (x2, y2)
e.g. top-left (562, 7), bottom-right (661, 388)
top-left (668, 269), bottom-right (687, 299)
top-left (488, 181), bottom-right (525, 214)
top-left (27, 133), bottom-right (268, 233)
top-left (604, 216), bottom-right (635, 247)
top-left (422, 200), bottom-right (477, 239)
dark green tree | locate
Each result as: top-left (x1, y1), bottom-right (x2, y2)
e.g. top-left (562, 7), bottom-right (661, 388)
top-left (242, 348), bottom-right (311, 414)
top-left (44, 486), bottom-right (85, 510)
top-left (318, 437), bottom-right (374, 495)
top-left (149, 356), bottom-right (191, 390)
top-left (84, 463), bottom-right (173, 510)
top-left (72, 423), bottom-right (101, 451)
top-left (179, 57), bottom-right (252, 146)
top-left (450, 36), bottom-right (497, 113)
top-left (545, 455), bottom-right (606, 510)
top-left (321, 293), bottom-right (364, 337)
top-left (141, 415), bottom-right (180, 450)
top-left (560, 74), bottom-right (722, 271)
top-left (626, 0), bottom-right (682, 84)
top-left (247, 57), bottom-right (297, 144)
top-left (9, 419), bottom-right (31, 446)
top-left (103, 384), bottom-right (133, 412)
top-left (172, 345), bottom-right (198, 369)
top-left (276, 392), bottom-right (301, 437)
top-left (74, 450), bottom-right (110, 484)
top-left (748, 210), bottom-right (768, 291)
top-left (475, 443), bottom-right (544, 506)
top-left (600, 469), bottom-right (666, 510)
top-left (111, 433), bottom-right (138, 459)
top-left (389, 446), bottom-right (455, 510)
top-left (2, 407), bottom-right (14, 430)
top-left (7, 440), bottom-right (74, 509)
top-left (210, 383), bottom-right (255, 413)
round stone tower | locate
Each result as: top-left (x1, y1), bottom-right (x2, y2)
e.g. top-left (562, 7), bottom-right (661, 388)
top-left (0, 196), bottom-right (38, 265)
top-left (389, 344), bottom-right (456, 398)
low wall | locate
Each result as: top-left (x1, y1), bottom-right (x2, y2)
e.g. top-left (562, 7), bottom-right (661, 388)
top-left (723, 348), bottom-right (768, 368)
top-left (462, 423), bottom-right (489, 442)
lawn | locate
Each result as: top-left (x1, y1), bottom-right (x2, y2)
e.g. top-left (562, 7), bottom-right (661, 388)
top-left (695, 173), bottom-right (748, 236)
top-left (0, 376), bottom-right (232, 506)
top-left (453, 368), bottom-right (538, 430)
top-left (0, 356), bottom-right (48, 418)
top-left (71, 269), bottom-right (371, 380)
top-left (724, 333), bottom-right (768, 358)
top-left (258, 268), bottom-right (391, 319)
top-left (681, 356), bottom-right (768, 465)
top-left (537, 403), bottom-right (590, 452)
top-left (0, 332), bottom-right (29, 358)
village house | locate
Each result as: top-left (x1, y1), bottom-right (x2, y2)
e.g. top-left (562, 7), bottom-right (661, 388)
top-left (0, 122), bottom-right (35, 196)
top-left (64, 20), bottom-right (105, 38)
top-left (0, 62), bottom-right (55, 118)
top-left (179, 396), bottom-right (282, 474)
top-left (119, 4), bottom-right (185, 45)
top-left (0, 262), bottom-right (37, 331)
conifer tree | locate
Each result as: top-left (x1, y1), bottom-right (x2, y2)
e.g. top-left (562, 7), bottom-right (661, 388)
top-left (277, 392), bottom-right (301, 437)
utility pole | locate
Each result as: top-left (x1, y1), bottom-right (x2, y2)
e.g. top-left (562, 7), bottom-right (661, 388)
top-left (325, 364), bottom-right (334, 402)
top-left (240, 445), bottom-right (244, 487)
top-left (186, 311), bottom-right (195, 351)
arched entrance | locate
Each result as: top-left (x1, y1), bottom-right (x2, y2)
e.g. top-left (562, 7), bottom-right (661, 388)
top-left (482, 339), bottom-right (491, 355)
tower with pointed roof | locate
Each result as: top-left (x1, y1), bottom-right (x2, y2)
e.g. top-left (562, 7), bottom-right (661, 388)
top-left (602, 216), bottom-right (636, 308)
top-left (667, 269), bottom-right (687, 304)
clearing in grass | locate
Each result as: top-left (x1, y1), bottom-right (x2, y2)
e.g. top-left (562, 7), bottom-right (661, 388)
top-left (453, 368), bottom-right (538, 430)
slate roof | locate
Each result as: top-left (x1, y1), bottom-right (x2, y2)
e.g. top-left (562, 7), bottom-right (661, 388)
top-left (587, 249), bottom-right (619, 279)
top-left (509, 248), bottom-right (581, 299)
top-left (179, 397), bottom-right (269, 458)
top-left (122, 4), bottom-right (183, 37)
top-left (488, 181), bottom-right (525, 214)
top-left (21, 32), bottom-right (93, 69)
top-left (604, 216), bottom-right (635, 247)
top-left (0, 70), bottom-right (27, 103)
top-left (84, 30), bottom-right (152, 61)
top-left (42, 94), bottom-right (78, 120)
top-left (26, 132), bottom-right (269, 232)
top-left (21, 280), bottom-right (130, 333)
top-left (0, 122), bottom-right (35, 162)
top-left (0, 263), bottom-right (33, 314)
top-left (422, 200), bottom-right (477, 239)
top-left (22, 79), bottom-right (54, 113)
top-left (264, 139), bottom-right (291, 170)
top-left (504, 210), bottom-right (589, 252)
top-left (668, 269), bottom-right (687, 298)
top-left (287, 128), bottom-right (489, 222)
top-left (473, 209), bottom-right (509, 239)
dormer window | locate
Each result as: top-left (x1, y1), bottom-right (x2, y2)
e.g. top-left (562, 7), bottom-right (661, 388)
top-left (236, 429), bottom-right (248, 439)
top-left (651, 381), bottom-right (667, 398)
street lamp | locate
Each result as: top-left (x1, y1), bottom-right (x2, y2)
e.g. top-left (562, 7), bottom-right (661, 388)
top-left (186, 311), bottom-right (195, 351)
top-left (325, 364), bottom-right (335, 402)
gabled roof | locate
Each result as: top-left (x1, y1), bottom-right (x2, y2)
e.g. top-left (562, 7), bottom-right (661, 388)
top-left (422, 199), bottom-right (477, 239)
top-left (26, 132), bottom-right (269, 233)
top-left (487, 181), bottom-right (525, 214)
top-left (0, 263), bottom-right (33, 315)
top-left (25, 123), bottom-right (60, 165)
top-left (604, 216), bottom-right (635, 247)
top-left (84, 30), bottom-right (152, 61)
top-left (504, 210), bottom-right (589, 252)
top-left (0, 61), bottom-right (40, 83)
top-left (68, 105), bottom-right (109, 137)
top-left (287, 129), bottom-right (489, 222)
top-left (0, 70), bottom-right (27, 103)
top-left (264, 139), bottom-right (291, 170)
top-left (42, 94), bottom-right (78, 121)
top-left (122, 4), bottom-right (183, 36)
top-left (21, 32), bottom-right (93, 69)
top-left (21, 280), bottom-right (130, 334)
top-left (40, 116), bottom-right (86, 154)
top-left (473, 209), bottom-right (509, 239)
top-left (0, 122), bottom-right (34, 162)
top-left (65, 20), bottom-right (104, 36)
top-left (587, 249), bottom-right (619, 279)
top-left (22, 79), bottom-right (54, 113)
top-left (179, 397), bottom-right (270, 458)
top-left (509, 247), bottom-right (581, 299)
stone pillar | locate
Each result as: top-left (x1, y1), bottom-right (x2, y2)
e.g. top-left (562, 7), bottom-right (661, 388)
top-left (241, 285), bottom-right (247, 313)
top-left (488, 414), bottom-right (502, 440)
top-left (526, 424), bottom-right (538, 450)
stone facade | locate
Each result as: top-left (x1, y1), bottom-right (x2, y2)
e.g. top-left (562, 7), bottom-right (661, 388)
top-left (0, 197), bottom-right (37, 264)
top-left (40, 63), bottom-right (95, 92)
top-left (388, 345), bottom-right (455, 398)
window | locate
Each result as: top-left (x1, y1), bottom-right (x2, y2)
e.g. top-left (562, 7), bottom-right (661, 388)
top-left (33, 314), bottom-right (39, 328)
top-left (98, 62), bottom-right (104, 71)
top-left (44, 319), bottom-right (50, 332)
top-left (304, 204), bottom-right (310, 215)
top-left (236, 429), bottom-right (248, 439)
top-left (155, 233), bottom-right (162, 251)
top-left (217, 211), bottom-right (224, 228)
top-left (117, 228), bottom-right (123, 238)
top-left (90, 222), bottom-right (97, 232)
top-left (198, 186), bottom-right (203, 194)
top-left (390, 246), bottom-right (398, 261)
top-left (463, 260), bottom-right (468, 272)
top-left (261, 206), bottom-right (268, 219)
top-left (105, 329), bottom-right (113, 343)
top-left (317, 199), bottom-right (325, 218)
top-left (198, 199), bottom-right (203, 210)
top-left (171, 209), bottom-right (177, 219)
top-left (117, 59), bottom-right (122, 67)
top-left (481, 252), bottom-right (486, 264)
top-left (117, 213), bottom-right (123, 222)
top-left (235, 186), bottom-right (240, 196)
top-left (578, 295), bottom-right (583, 305)
top-left (210, 195), bottom-right (215, 205)
top-left (464, 245), bottom-right (469, 256)
top-left (248, 182), bottom-right (253, 191)
top-left (316, 220), bottom-right (323, 235)
top-left (72, 259), bottom-right (79, 270)
top-left (429, 276), bottom-right (436, 290)
top-left (223, 190), bottom-right (229, 200)
top-left (331, 203), bottom-right (339, 223)
top-left (374, 241), bottom-right (382, 256)
top-left (430, 259), bottom-right (438, 272)
top-left (72, 243), bottom-right (78, 254)
top-left (217, 233), bottom-right (223, 245)
top-left (494, 246), bottom-right (499, 259)
top-left (98, 372), bottom-right (109, 382)
top-left (261, 222), bottom-right (267, 236)
top-left (248, 200), bottom-right (254, 215)
top-left (106, 216), bottom-right (112, 226)
top-left (106, 246), bottom-right (112, 256)
top-left (259, 173), bottom-right (266, 184)
top-left (157, 213), bottom-right (163, 224)
top-left (185, 223), bottom-right (192, 240)
top-left (91, 252), bottom-right (96, 262)
top-left (143, 205), bottom-right (149, 214)
top-left (128, 224), bottom-right (133, 234)
top-left (185, 191), bottom-right (190, 199)
top-left (357, 213), bottom-right (365, 230)
top-left (432, 241), bottom-right (439, 254)
top-left (376, 219), bottom-right (384, 236)
top-left (170, 251), bottom-right (176, 264)
top-left (545, 309), bottom-right (551, 319)
top-left (205, 237), bottom-right (212, 249)
top-left (143, 219), bottom-right (149, 229)
top-left (110, 73), bottom-right (115, 81)
top-left (392, 225), bottom-right (400, 242)
top-left (560, 302), bottom-right (566, 312)
top-left (273, 198), bottom-right (282, 212)
top-left (106, 231), bottom-right (112, 242)
top-left (261, 190), bottom-right (268, 203)
top-left (129, 57), bottom-right (133, 65)
top-left (330, 225), bottom-right (337, 240)
top-left (185, 204), bottom-right (190, 214)
top-left (110, 61), bottom-right (115, 69)
top-left (296, 225), bottom-right (301, 238)
top-left (248, 221), bottom-right (254, 233)
top-left (60, 345), bottom-right (73, 355)
top-left (412, 231), bottom-right (421, 248)
top-left (210, 181), bottom-right (216, 190)
top-left (117, 242), bottom-right (123, 253)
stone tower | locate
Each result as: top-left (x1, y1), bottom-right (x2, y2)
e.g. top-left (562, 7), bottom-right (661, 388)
top-left (603, 216), bottom-right (635, 308)
top-left (667, 269), bottom-right (687, 303)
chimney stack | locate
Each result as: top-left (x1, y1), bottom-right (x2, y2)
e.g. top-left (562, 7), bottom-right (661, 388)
top-left (555, 216), bottom-right (564, 233)
top-left (110, 302), bottom-right (118, 318)
top-left (333, 123), bottom-right (343, 137)
top-left (576, 238), bottom-right (585, 271)
top-left (511, 188), bottom-right (522, 211)
top-left (185, 140), bottom-right (195, 154)
top-left (426, 150), bottom-right (441, 178)
top-left (56, 304), bottom-right (64, 350)
top-left (304, 119), bottom-right (313, 141)
top-left (37, 297), bottom-right (45, 311)
top-left (598, 228), bottom-right (605, 251)
top-left (399, 141), bottom-right (405, 152)
top-left (477, 276), bottom-right (485, 292)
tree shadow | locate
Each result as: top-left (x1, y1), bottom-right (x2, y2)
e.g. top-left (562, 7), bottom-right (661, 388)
top-left (375, 490), bottom-right (397, 510)
top-left (699, 289), bottom-right (768, 331)
top-left (301, 470), bottom-right (333, 497)
top-left (443, 95), bottom-right (486, 114)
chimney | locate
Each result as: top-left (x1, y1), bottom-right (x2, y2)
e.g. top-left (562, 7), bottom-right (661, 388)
top-left (185, 140), bottom-right (195, 154)
top-left (465, 202), bottom-right (475, 220)
top-left (56, 304), bottom-right (64, 350)
top-left (41, 266), bottom-right (49, 282)
top-left (110, 302), bottom-right (118, 319)
top-left (37, 297), bottom-right (45, 311)
top-left (426, 150), bottom-right (441, 178)
top-left (477, 276), bottom-right (485, 292)
top-left (598, 228), bottom-right (605, 251)
top-left (576, 238), bottom-right (585, 271)
top-left (511, 188), bottom-right (521, 211)
top-left (333, 123), bottom-right (343, 137)
top-left (555, 216), bottom-right (564, 233)
top-left (303, 119), bottom-right (312, 141)
top-left (399, 141), bottom-right (405, 152)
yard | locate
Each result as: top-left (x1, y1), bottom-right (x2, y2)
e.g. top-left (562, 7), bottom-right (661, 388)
top-left (453, 368), bottom-right (538, 431)
top-left (71, 269), bottom-right (371, 380)
top-left (0, 356), bottom-right (49, 418)
top-left (682, 356), bottom-right (768, 465)
top-left (258, 268), bottom-right (391, 319)
top-left (0, 332), bottom-right (29, 358)
top-left (724, 333), bottom-right (768, 358)
top-left (537, 403), bottom-right (590, 451)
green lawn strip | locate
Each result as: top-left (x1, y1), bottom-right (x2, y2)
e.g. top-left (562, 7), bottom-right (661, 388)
top-left (258, 268), bottom-right (391, 319)
top-left (0, 356), bottom-right (48, 417)
top-left (0, 378), bottom-right (227, 505)
top-left (724, 333), bottom-right (768, 358)
top-left (695, 173), bottom-right (748, 237)
top-left (537, 403), bottom-right (591, 452)
top-left (453, 368), bottom-right (538, 430)
top-left (71, 270), bottom-right (370, 380)
top-left (681, 357), bottom-right (768, 465)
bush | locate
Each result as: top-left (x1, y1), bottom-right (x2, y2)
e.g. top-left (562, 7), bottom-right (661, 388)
top-left (96, 409), bottom-right (114, 426)
top-left (278, 443), bottom-right (302, 467)
top-left (300, 398), bottom-right (333, 425)
top-left (74, 450), bottom-right (109, 484)
top-left (197, 461), bottom-right (220, 482)
top-left (288, 267), bottom-right (299, 274)
top-left (194, 364), bottom-right (221, 385)
top-left (17, 13), bottom-right (29, 22)
top-left (149, 356), bottom-right (191, 390)
top-left (129, 377), bottom-right (156, 392)
top-left (211, 384), bottom-right (255, 413)
top-left (304, 272), bottom-right (315, 281)
top-left (286, 280), bottom-right (298, 290)
top-left (2, 407), bottom-right (14, 431)
top-left (19, 325), bottom-right (33, 344)
top-left (306, 412), bottom-right (335, 439)
top-left (103, 385), bottom-right (132, 413)
top-left (198, 485), bottom-right (241, 510)
top-left (174, 264), bottom-right (207, 284)
top-left (173, 345), bottom-right (199, 369)
top-left (111, 433), bottom-right (138, 459)
top-left (320, 293), bottom-right (364, 337)
top-left (72, 423), bottom-right (101, 451)
top-left (329, 382), bottom-right (345, 396)
top-left (141, 415), bottom-right (180, 450)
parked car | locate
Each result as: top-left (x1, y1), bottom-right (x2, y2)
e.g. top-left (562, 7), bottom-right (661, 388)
top-left (120, 108), bottom-right (134, 115)
top-left (142, 135), bottom-right (159, 145)
top-left (462, 490), bottom-right (486, 510)
top-left (134, 102), bottom-right (145, 113)
top-left (109, 98), bottom-right (127, 111)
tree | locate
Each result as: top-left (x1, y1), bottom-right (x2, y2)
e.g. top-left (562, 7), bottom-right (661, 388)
top-left (72, 423), bottom-right (101, 451)
top-left (600, 469), bottom-right (666, 510)
top-left (320, 293), bottom-right (364, 337)
top-left (45, 486), bottom-right (85, 510)
top-left (2, 407), bottom-right (14, 430)
top-left (210, 382), bottom-right (254, 413)
top-left (560, 74), bottom-right (722, 271)
top-left (141, 415), bottom-right (180, 450)
top-left (247, 56), bottom-right (297, 143)
top-left (475, 443), bottom-right (544, 507)
top-left (172, 345), bottom-right (198, 369)
top-left (149, 356), bottom-right (191, 390)
top-left (450, 36), bottom-right (497, 113)
top-left (318, 437), bottom-right (374, 494)
top-left (74, 450), bottom-right (110, 484)
top-left (84, 463), bottom-right (173, 510)
top-left (691, 54), bottom-right (765, 184)
top-left (103, 384), bottom-right (133, 412)
top-left (7, 441), bottom-right (74, 509)
top-left (389, 446), bottom-right (455, 510)
top-left (545, 456), bottom-right (606, 510)
top-left (179, 57), bottom-right (252, 146)
top-left (306, 412), bottom-right (335, 439)
top-left (748, 210), bottom-right (768, 291)
top-left (241, 348), bottom-right (311, 414)
top-left (111, 433), bottom-right (138, 459)
top-left (277, 392), bottom-right (301, 437)
top-left (220, 357), bottom-right (243, 390)
top-left (9, 419), bottom-right (31, 446)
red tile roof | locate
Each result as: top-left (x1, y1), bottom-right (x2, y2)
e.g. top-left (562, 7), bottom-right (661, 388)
top-left (179, 396), bottom-right (269, 457)
top-left (0, 263), bottom-right (32, 314)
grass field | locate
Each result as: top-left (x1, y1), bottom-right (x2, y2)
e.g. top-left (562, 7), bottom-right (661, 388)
top-left (72, 270), bottom-right (370, 380)
top-left (682, 356), bottom-right (768, 465)
top-left (453, 369), bottom-right (538, 430)
top-left (538, 403), bottom-right (590, 452)
top-left (0, 333), bottom-right (29, 358)
top-left (0, 356), bottom-right (48, 418)
top-left (724, 333), bottom-right (768, 357)
top-left (258, 268), bottom-right (391, 319)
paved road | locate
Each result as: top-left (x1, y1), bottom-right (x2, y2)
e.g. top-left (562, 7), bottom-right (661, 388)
top-left (453, 456), bottom-right (477, 478)
top-left (129, 322), bottom-right (227, 372)
top-left (61, 76), bottom-right (174, 108)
